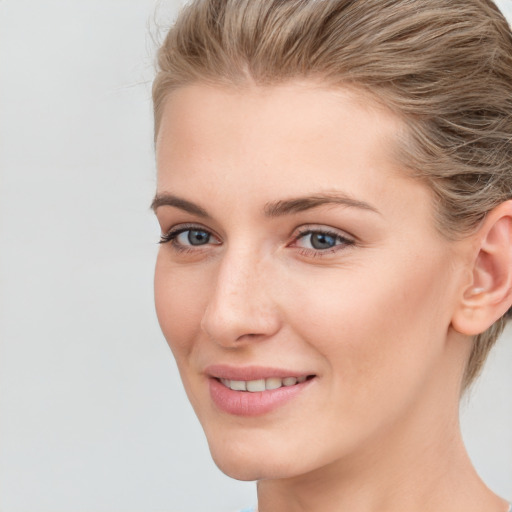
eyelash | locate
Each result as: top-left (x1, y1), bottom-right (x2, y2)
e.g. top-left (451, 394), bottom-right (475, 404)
top-left (159, 223), bottom-right (218, 253)
top-left (291, 227), bottom-right (355, 257)
top-left (159, 224), bottom-right (355, 257)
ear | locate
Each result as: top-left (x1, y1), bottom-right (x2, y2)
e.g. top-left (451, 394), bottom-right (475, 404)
top-left (451, 200), bottom-right (512, 336)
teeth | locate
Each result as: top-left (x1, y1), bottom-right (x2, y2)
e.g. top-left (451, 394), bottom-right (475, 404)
top-left (230, 380), bottom-right (247, 391)
top-left (220, 376), bottom-right (309, 392)
top-left (246, 379), bottom-right (265, 392)
top-left (265, 377), bottom-right (283, 390)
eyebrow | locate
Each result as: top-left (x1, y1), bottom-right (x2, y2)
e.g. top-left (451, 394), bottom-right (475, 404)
top-left (151, 193), bottom-right (211, 217)
top-left (263, 193), bottom-right (380, 217)
top-left (151, 192), bottom-right (380, 217)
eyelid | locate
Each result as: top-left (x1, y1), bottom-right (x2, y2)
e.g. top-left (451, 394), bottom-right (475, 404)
top-left (292, 224), bottom-right (355, 242)
top-left (287, 224), bottom-right (356, 256)
top-left (159, 223), bottom-right (221, 246)
top-left (159, 222), bottom-right (355, 255)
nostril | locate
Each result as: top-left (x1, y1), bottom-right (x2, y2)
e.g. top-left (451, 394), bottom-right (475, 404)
top-left (200, 282), bottom-right (281, 346)
top-left (237, 332), bottom-right (262, 340)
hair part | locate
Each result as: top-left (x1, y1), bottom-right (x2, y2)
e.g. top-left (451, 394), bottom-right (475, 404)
top-left (153, 0), bottom-right (512, 390)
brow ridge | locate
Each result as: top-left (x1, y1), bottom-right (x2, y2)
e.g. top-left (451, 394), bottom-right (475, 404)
top-left (151, 192), bottom-right (379, 218)
top-left (264, 193), bottom-right (379, 217)
top-left (151, 193), bottom-right (210, 218)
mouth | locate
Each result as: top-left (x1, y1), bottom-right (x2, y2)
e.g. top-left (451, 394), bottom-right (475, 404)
top-left (206, 366), bottom-right (317, 416)
top-left (217, 375), bottom-right (314, 392)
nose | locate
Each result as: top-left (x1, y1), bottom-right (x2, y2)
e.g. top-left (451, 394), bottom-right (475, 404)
top-left (200, 248), bottom-right (281, 347)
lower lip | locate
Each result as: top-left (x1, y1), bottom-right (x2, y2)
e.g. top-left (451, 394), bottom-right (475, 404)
top-left (208, 377), bottom-right (314, 417)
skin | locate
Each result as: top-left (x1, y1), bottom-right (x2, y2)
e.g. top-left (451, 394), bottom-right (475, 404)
top-left (153, 82), bottom-right (509, 512)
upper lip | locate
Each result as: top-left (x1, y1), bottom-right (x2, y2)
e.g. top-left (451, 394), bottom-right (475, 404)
top-left (205, 364), bottom-right (314, 381)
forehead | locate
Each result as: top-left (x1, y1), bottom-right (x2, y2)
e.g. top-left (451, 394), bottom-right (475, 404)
top-left (155, 81), bottom-right (430, 226)
top-left (156, 81), bottom-right (402, 150)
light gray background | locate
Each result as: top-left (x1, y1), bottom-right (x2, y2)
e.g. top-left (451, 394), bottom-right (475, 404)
top-left (0, 1), bottom-right (511, 511)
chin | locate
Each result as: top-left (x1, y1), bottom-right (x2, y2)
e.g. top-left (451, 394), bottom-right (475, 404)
top-left (206, 435), bottom-right (273, 480)
top-left (211, 454), bottom-right (264, 482)
top-left (204, 426), bottom-right (324, 482)
top-left (209, 448), bottom-right (300, 481)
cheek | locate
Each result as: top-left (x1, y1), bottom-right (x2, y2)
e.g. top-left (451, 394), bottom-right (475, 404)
top-left (282, 251), bottom-right (455, 398)
top-left (154, 253), bottom-right (207, 358)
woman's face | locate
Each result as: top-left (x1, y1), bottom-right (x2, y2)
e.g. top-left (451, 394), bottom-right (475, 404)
top-left (154, 82), bottom-right (471, 481)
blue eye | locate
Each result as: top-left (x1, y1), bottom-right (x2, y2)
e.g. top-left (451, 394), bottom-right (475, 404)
top-left (308, 232), bottom-right (337, 250)
top-left (294, 229), bottom-right (353, 252)
top-left (176, 229), bottom-right (211, 246)
top-left (159, 226), bottom-right (219, 247)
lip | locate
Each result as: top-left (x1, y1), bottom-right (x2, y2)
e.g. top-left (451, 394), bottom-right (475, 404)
top-left (206, 365), bottom-right (316, 417)
top-left (206, 364), bottom-right (312, 381)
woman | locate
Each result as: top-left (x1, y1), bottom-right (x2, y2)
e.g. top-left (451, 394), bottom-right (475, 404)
top-left (151, 0), bottom-right (512, 511)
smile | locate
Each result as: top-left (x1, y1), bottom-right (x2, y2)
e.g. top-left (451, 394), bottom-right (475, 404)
top-left (207, 367), bottom-right (316, 416)
top-left (219, 375), bottom-right (309, 392)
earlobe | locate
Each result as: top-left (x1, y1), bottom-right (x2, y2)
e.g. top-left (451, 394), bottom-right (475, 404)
top-left (452, 200), bottom-right (512, 336)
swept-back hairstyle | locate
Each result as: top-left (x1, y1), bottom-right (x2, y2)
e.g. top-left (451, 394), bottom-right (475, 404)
top-left (153, 0), bottom-right (512, 390)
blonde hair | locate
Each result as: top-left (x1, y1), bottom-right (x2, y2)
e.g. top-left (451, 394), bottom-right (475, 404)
top-left (153, 0), bottom-right (512, 390)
